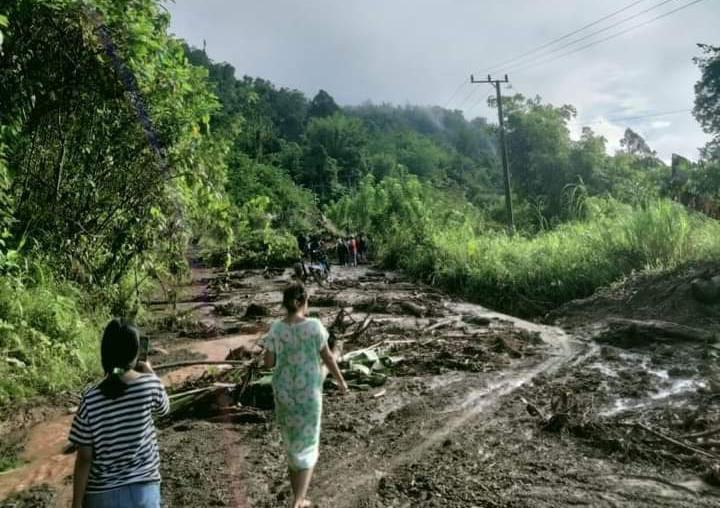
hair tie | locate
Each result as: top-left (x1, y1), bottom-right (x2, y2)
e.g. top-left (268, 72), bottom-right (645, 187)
top-left (112, 367), bottom-right (126, 376)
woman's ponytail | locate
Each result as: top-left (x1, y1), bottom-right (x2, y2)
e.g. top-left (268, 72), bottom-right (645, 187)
top-left (98, 318), bottom-right (140, 399)
top-left (282, 283), bottom-right (308, 313)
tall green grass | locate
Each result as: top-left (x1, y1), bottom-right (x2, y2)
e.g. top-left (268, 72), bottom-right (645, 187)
top-left (0, 262), bottom-right (104, 407)
top-left (376, 197), bottom-right (720, 316)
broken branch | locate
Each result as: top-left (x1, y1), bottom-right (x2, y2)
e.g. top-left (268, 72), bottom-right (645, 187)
top-left (426, 317), bottom-right (459, 332)
top-left (623, 422), bottom-right (720, 459)
top-left (681, 426), bottom-right (720, 440)
top-left (337, 317), bottom-right (374, 340)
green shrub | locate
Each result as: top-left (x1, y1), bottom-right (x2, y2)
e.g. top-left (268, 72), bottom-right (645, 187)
top-left (0, 262), bottom-right (104, 407)
top-left (425, 198), bottom-right (720, 315)
top-left (329, 173), bottom-right (720, 316)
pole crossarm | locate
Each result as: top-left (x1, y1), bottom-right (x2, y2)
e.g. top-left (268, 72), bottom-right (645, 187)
top-left (470, 74), bottom-right (509, 84)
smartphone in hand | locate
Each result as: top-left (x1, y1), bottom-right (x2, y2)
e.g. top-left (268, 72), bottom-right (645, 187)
top-left (138, 336), bottom-right (150, 362)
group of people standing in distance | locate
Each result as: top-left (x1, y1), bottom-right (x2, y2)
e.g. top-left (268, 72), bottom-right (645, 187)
top-left (336, 234), bottom-right (369, 266)
top-left (297, 232), bottom-right (371, 271)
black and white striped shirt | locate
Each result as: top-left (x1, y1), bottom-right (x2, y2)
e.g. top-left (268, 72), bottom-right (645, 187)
top-left (69, 374), bottom-right (170, 493)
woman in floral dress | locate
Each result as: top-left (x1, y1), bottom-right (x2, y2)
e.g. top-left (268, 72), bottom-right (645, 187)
top-left (262, 283), bottom-right (348, 508)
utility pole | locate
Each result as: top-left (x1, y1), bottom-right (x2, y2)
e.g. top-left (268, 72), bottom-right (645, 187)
top-left (471, 74), bottom-right (514, 233)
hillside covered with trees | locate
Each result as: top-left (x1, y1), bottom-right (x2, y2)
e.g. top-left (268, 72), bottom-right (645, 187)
top-left (0, 0), bottom-right (719, 407)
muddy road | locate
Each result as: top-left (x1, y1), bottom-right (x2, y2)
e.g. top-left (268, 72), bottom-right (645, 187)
top-left (2, 264), bottom-right (720, 507)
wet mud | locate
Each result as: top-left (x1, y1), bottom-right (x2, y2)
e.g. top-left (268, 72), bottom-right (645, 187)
top-left (3, 264), bottom-right (720, 507)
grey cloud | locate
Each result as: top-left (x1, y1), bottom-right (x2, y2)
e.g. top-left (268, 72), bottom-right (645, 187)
top-left (168, 0), bottom-right (719, 160)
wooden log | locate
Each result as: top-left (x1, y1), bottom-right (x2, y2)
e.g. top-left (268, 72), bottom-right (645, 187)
top-left (154, 360), bottom-right (249, 371)
top-left (399, 301), bottom-right (426, 317)
top-left (601, 318), bottom-right (715, 344)
top-left (169, 383), bottom-right (236, 400)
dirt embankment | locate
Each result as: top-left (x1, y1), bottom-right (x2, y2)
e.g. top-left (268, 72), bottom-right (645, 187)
top-left (3, 263), bottom-right (720, 507)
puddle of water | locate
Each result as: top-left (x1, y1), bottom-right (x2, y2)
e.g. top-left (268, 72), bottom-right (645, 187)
top-left (161, 333), bottom-right (261, 386)
top-left (594, 346), bottom-right (707, 418)
top-left (0, 415), bottom-right (74, 501)
top-left (650, 379), bottom-right (706, 400)
top-left (648, 368), bottom-right (669, 380)
top-left (600, 377), bottom-right (707, 417)
top-left (590, 362), bottom-right (618, 378)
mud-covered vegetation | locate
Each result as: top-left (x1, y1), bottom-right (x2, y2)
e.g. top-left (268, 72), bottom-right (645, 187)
top-left (1, 0), bottom-right (719, 411)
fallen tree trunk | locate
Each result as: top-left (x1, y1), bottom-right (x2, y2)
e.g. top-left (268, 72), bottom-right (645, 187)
top-left (596, 318), bottom-right (715, 347)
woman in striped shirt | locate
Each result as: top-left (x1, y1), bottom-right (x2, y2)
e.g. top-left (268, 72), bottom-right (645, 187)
top-left (70, 319), bottom-right (169, 508)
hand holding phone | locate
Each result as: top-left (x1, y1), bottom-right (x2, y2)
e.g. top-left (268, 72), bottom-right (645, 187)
top-left (138, 336), bottom-right (150, 362)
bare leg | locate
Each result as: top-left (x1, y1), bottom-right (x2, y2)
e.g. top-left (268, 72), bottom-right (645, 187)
top-left (321, 340), bottom-right (342, 383)
top-left (289, 467), bottom-right (314, 508)
top-left (289, 469), bottom-right (300, 507)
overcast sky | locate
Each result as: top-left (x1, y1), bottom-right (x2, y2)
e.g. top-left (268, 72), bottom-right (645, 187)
top-left (168, 0), bottom-right (719, 161)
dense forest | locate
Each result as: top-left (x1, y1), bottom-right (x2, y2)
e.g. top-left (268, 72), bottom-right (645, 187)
top-left (0, 0), bottom-right (719, 406)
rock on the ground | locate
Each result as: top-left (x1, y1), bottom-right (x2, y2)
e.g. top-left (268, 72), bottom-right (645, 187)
top-left (691, 275), bottom-right (720, 303)
top-left (243, 303), bottom-right (271, 320)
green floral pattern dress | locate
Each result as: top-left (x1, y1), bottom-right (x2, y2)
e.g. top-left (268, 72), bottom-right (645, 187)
top-left (262, 318), bottom-right (329, 470)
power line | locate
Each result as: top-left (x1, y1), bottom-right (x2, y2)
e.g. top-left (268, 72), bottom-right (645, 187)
top-left (502, 0), bottom-right (680, 74)
top-left (443, 80), bottom-right (470, 109)
top-left (483, 0), bottom-right (651, 73)
top-left (467, 92), bottom-right (490, 115)
top-left (455, 86), bottom-right (480, 110)
top-left (507, 0), bottom-right (707, 74)
top-left (453, 0), bottom-right (653, 109)
top-left (585, 108), bottom-right (692, 124)
top-left (610, 108), bottom-right (692, 122)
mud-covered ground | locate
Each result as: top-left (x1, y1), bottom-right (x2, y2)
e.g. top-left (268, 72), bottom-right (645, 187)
top-left (153, 265), bottom-right (720, 507)
top-left (3, 263), bottom-right (720, 507)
